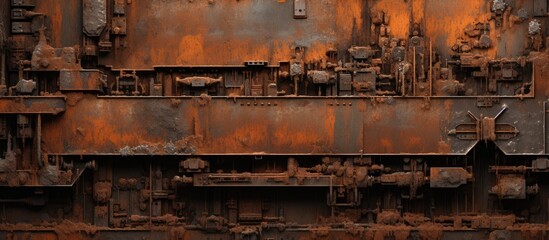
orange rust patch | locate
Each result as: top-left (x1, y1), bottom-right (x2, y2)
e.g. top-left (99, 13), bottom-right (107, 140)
top-left (176, 35), bottom-right (205, 64)
top-left (437, 140), bottom-right (451, 153)
top-left (52, 5), bottom-right (62, 47)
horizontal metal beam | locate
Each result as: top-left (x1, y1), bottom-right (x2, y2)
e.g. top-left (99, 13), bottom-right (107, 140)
top-left (0, 96), bottom-right (66, 114)
top-left (193, 172), bottom-right (337, 187)
top-left (0, 222), bottom-right (536, 240)
top-left (40, 95), bottom-right (541, 155)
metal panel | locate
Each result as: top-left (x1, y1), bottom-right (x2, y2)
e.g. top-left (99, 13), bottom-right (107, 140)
top-left (82, 0), bottom-right (106, 36)
top-left (2, 0), bottom-right (549, 238)
top-left (37, 96), bottom-right (542, 155)
top-left (0, 97), bottom-right (65, 114)
top-left (293, 0), bottom-right (307, 19)
top-left (533, 0), bottom-right (548, 17)
top-left (59, 69), bottom-right (104, 92)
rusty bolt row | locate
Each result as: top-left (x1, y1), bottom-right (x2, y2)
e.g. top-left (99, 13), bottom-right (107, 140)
top-left (328, 102), bottom-right (353, 106)
top-left (240, 102), bottom-right (278, 107)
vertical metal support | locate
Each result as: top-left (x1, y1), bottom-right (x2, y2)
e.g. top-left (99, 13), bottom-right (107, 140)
top-left (413, 46), bottom-right (416, 96)
top-left (429, 41), bottom-right (433, 96)
top-left (532, 63), bottom-right (535, 98)
top-left (399, 66), bottom-right (405, 96)
top-left (36, 114), bottom-right (41, 166)
top-left (18, 60), bottom-right (23, 82)
top-left (293, 76), bottom-right (298, 96)
top-left (132, 70), bottom-right (139, 96)
top-left (115, 74), bottom-right (120, 94)
top-left (245, 71), bottom-right (251, 96)
top-left (0, 50), bottom-right (5, 86)
top-left (163, 73), bottom-right (173, 96)
top-left (547, 198), bottom-right (549, 223)
top-left (148, 159), bottom-right (153, 227)
top-left (543, 101), bottom-right (547, 154)
top-left (328, 175), bottom-right (333, 204)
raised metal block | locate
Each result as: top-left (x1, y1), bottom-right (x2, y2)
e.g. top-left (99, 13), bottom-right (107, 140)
top-left (112, 17), bottom-right (127, 35)
top-left (15, 79), bottom-right (36, 94)
top-left (59, 69), bottom-right (105, 92)
top-left (83, 0), bottom-right (107, 36)
top-left (430, 167), bottom-right (471, 188)
top-left (11, 22), bottom-right (31, 34)
top-left (293, 0), bottom-right (307, 19)
top-left (11, 0), bottom-right (35, 7)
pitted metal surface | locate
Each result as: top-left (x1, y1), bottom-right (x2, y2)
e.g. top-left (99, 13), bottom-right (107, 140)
top-left (2, 1), bottom-right (549, 239)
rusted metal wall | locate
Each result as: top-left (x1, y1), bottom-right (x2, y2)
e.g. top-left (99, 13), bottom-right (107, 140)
top-left (2, 0), bottom-right (549, 239)
top-left (39, 95), bottom-right (544, 155)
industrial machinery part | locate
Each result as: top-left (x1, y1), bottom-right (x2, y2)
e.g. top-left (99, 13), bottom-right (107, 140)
top-left (2, 0), bottom-right (549, 239)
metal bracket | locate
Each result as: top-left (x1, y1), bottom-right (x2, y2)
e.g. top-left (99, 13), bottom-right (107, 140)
top-left (293, 0), bottom-right (307, 19)
top-left (327, 176), bottom-right (361, 206)
top-left (448, 106), bottom-right (519, 141)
